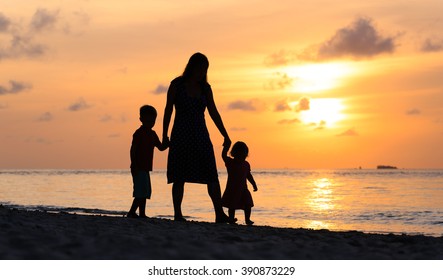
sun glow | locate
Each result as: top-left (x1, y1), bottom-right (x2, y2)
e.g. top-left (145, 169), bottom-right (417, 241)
top-left (286, 63), bottom-right (353, 92)
top-left (300, 98), bottom-right (345, 127)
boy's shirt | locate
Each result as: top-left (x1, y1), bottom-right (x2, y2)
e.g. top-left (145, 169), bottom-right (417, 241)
top-left (130, 126), bottom-right (161, 172)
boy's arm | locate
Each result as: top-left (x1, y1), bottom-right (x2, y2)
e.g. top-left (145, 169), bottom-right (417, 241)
top-left (157, 138), bottom-right (169, 151)
top-left (155, 132), bottom-right (169, 151)
top-left (247, 172), bottom-right (258, 192)
top-left (130, 133), bottom-right (139, 175)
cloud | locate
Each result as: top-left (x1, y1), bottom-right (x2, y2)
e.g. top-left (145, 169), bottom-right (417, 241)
top-left (152, 84), bottom-right (168, 95)
top-left (0, 13), bottom-right (11, 32)
top-left (314, 120), bottom-right (327, 130)
top-left (25, 136), bottom-right (52, 145)
top-left (274, 99), bottom-right (292, 112)
top-left (0, 8), bottom-right (82, 61)
top-left (100, 114), bottom-right (113, 122)
top-left (337, 128), bottom-right (358, 136)
top-left (108, 133), bottom-right (120, 138)
top-left (0, 34), bottom-right (47, 60)
top-left (316, 17), bottom-right (396, 60)
top-left (0, 103), bottom-right (8, 109)
top-left (265, 72), bottom-right (294, 91)
top-left (63, 10), bottom-right (91, 35)
top-left (36, 112), bottom-right (54, 122)
top-left (67, 98), bottom-right (91, 111)
top-left (230, 127), bottom-right (247, 132)
top-left (421, 39), bottom-right (443, 53)
top-left (30, 9), bottom-right (59, 32)
top-left (266, 17), bottom-right (397, 64)
top-left (264, 50), bottom-right (297, 67)
top-left (227, 99), bottom-right (263, 111)
top-left (406, 108), bottom-right (421, 115)
top-left (0, 80), bottom-right (32, 95)
top-left (278, 118), bottom-right (300, 124)
top-left (295, 97), bottom-right (310, 112)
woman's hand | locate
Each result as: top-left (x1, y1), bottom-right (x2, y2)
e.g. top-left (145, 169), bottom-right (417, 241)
top-left (223, 136), bottom-right (231, 148)
top-left (162, 135), bottom-right (170, 144)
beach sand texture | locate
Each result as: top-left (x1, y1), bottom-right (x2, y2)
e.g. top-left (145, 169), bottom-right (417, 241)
top-left (1, 206), bottom-right (442, 260)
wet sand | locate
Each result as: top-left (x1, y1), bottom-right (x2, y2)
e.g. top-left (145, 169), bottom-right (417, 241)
top-left (1, 206), bottom-right (442, 259)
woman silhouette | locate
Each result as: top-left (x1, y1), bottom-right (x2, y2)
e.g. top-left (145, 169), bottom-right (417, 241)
top-left (162, 52), bottom-right (231, 223)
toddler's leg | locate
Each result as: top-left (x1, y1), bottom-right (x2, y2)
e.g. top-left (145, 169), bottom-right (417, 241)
top-left (228, 209), bottom-right (237, 224)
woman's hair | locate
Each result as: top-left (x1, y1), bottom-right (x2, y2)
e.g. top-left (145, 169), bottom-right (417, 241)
top-left (182, 52), bottom-right (209, 82)
top-left (230, 141), bottom-right (249, 159)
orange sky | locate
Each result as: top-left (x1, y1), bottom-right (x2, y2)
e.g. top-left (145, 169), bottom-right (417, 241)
top-left (1, 0), bottom-right (443, 169)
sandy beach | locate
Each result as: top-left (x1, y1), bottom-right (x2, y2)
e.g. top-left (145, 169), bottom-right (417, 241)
top-left (0, 205), bottom-right (441, 260)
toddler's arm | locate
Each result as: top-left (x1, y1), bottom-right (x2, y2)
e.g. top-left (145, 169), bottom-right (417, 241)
top-left (247, 172), bottom-right (258, 192)
top-left (221, 142), bottom-right (230, 163)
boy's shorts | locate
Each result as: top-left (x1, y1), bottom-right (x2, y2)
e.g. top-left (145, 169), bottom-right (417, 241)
top-left (132, 171), bottom-right (152, 199)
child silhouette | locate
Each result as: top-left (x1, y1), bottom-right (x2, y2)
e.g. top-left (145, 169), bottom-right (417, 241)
top-left (221, 141), bottom-right (258, 225)
top-left (127, 105), bottom-right (168, 218)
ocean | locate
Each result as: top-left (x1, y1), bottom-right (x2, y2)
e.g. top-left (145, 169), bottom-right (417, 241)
top-left (0, 169), bottom-right (442, 237)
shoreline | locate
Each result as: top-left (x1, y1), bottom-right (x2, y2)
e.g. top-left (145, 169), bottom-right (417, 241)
top-left (1, 206), bottom-right (442, 260)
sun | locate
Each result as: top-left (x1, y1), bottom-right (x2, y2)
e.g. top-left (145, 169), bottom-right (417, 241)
top-left (299, 98), bottom-right (345, 127)
top-left (285, 62), bottom-right (353, 93)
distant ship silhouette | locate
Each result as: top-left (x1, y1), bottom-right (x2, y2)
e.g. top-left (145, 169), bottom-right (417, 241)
top-left (377, 165), bottom-right (398, 169)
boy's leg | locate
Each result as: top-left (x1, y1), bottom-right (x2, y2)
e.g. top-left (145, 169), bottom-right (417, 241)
top-left (245, 208), bottom-right (254, 225)
top-left (139, 198), bottom-right (148, 218)
top-left (127, 198), bottom-right (139, 218)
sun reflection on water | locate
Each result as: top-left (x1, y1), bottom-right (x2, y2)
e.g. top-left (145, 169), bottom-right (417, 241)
top-left (308, 178), bottom-right (335, 211)
top-left (304, 177), bottom-right (336, 230)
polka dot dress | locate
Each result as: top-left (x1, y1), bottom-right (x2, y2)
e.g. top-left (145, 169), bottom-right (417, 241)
top-left (167, 77), bottom-right (219, 184)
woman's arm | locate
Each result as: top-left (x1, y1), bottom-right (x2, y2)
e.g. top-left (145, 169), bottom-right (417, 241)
top-left (221, 142), bottom-right (230, 163)
top-left (162, 81), bottom-right (176, 142)
top-left (206, 86), bottom-right (231, 147)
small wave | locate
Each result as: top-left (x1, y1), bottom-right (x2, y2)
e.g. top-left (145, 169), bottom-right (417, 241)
top-left (1, 203), bottom-right (126, 217)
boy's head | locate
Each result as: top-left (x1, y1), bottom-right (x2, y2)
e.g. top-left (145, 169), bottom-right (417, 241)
top-left (230, 141), bottom-right (249, 160)
top-left (139, 105), bottom-right (157, 128)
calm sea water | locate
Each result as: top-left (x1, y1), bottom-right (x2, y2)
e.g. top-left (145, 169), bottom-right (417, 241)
top-left (0, 169), bottom-right (442, 236)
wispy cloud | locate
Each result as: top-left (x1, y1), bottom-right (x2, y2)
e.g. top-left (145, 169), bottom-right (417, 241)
top-left (1, 8), bottom-right (89, 61)
top-left (227, 99), bottom-right (264, 112)
top-left (30, 9), bottom-right (59, 32)
top-left (264, 72), bottom-right (294, 91)
top-left (67, 98), bottom-right (92, 111)
top-left (313, 120), bottom-right (327, 130)
top-left (100, 114), bottom-right (113, 122)
top-left (337, 128), bottom-right (359, 136)
top-left (278, 118), bottom-right (300, 125)
top-left (0, 13), bottom-right (11, 33)
top-left (264, 50), bottom-right (297, 67)
top-left (36, 112), bottom-right (54, 122)
top-left (230, 127), bottom-right (247, 131)
top-left (151, 84), bottom-right (168, 95)
top-left (406, 108), bottom-right (421, 115)
top-left (0, 80), bottom-right (32, 95)
top-left (420, 39), bottom-right (443, 53)
top-left (274, 98), bottom-right (293, 112)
